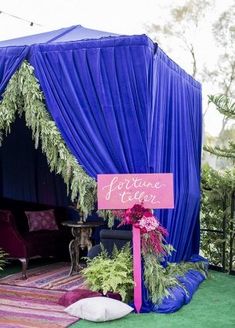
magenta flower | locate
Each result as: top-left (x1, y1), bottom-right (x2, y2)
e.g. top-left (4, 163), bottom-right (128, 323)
top-left (113, 203), bottom-right (169, 257)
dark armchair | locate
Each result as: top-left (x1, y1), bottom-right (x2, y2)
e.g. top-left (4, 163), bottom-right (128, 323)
top-left (0, 200), bottom-right (70, 279)
top-left (88, 229), bottom-right (132, 259)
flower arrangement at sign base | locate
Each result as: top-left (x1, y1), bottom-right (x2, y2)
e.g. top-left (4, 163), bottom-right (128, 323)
top-left (113, 204), bottom-right (171, 258)
top-left (83, 204), bottom-right (208, 307)
top-left (113, 204), bottom-right (207, 305)
top-left (113, 204), bottom-right (184, 304)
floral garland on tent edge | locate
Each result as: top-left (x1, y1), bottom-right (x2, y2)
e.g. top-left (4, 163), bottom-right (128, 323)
top-left (0, 60), bottom-right (96, 216)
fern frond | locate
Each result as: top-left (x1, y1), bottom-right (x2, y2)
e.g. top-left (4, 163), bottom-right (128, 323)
top-left (82, 245), bottom-right (134, 302)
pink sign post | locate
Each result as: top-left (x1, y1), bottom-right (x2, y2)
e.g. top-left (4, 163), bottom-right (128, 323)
top-left (132, 224), bottom-right (142, 313)
top-left (97, 173), bottom-right (174, 313)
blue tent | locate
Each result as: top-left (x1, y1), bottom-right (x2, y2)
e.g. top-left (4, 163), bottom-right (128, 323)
top-left (0, 25), bottom-right (203, 312)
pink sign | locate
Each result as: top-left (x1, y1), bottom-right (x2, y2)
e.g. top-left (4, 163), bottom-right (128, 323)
top-left (97, 173), bottom-right (174, 209)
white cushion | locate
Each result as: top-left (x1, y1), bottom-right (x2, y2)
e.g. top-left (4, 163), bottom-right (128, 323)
top-left (64, 296), bottom-right (133, 322)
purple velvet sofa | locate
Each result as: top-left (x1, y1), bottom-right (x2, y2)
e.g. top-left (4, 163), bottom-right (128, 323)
top-left (0, 198), bottom-right (71, 278)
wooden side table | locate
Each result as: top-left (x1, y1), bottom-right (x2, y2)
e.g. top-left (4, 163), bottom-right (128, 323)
top-left (61, 221), bottom-right (103, 276)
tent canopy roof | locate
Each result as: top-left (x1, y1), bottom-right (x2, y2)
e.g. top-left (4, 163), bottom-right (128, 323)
top-left (0, 25), bottom-right (119, 47)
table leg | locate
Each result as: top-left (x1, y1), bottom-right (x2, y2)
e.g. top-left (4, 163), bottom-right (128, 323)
top-left (68, 227), bottom-right (81, 276)
top-left (80, 227), bottom-right (93, 251)
top-left (67, 226), bottom-right (94, 276)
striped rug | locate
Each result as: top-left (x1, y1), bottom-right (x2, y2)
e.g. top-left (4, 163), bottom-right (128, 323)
top-left (0, 262), bottom-right (86, 291)
top-left (0, 284), bottom-right (78, 327)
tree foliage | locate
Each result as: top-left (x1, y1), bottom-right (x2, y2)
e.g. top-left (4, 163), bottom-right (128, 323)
top-left (201, 68), bottom-right (234, 270)
top-left (204, 95), bottom-right (235, 161)
top-left (208, 95), bottom-right (235, 119)
top-left (201, 164), bottom-right (234, 269)
top-left (211, 4), bottom-right (235, 99)
top-left (206, 4), bottom-right (235, 133)
top-left (146, 1), bottom-right (234, 136)
top-left (146, 0), bottom-right (214, 78)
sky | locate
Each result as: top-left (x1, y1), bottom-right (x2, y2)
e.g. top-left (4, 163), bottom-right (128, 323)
top-left (0, 0), bottom-right (234, 137)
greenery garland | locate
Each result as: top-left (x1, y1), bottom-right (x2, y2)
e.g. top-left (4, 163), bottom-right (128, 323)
top-left (143, 248), bottom-right (207, 304)
top-left (0, 70), bottom-right (19, 143)
top-left (0, 61), bottom-right (97, 216)
top-left (144, 253), bottom-right (184, 304)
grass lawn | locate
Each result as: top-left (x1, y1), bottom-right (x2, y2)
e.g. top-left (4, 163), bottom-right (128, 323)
top-left (70, 271), bottom-right (235, 328)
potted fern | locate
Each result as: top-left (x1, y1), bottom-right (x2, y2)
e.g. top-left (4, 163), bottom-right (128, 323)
top-left (82, 244), bottom-right (134, 302)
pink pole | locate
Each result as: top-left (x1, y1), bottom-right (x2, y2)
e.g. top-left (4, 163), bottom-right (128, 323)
top-left (132, 225), bottom-right (142, 313)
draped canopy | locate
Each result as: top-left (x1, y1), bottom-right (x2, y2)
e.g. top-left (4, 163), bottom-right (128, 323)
top-left (0, 25), bottom-right (202, 263)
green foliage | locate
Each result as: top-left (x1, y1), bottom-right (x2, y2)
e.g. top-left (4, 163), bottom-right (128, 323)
top-left (204, 143), bottom-right (235, 161)
top-left (201, 164), bottom-right (235, 269)
top-left (82, 244), bottom-right (134, 302)
top-left (202, 93), bottom-right (235, 270)
top-left (201, 163), bottom-right (235, 192)
top-left (144, 254), bottom-right (181, 304)
top-left (144, 253), bottom-right (207, 304)
top-left (165, 261), bottom-right (207, 279)
top-left (0, 72), bottom-right (19, 144)
top-left (0, 61), bottom-right (97, 217)
top-left (0, 248), bottom-right (7, 271)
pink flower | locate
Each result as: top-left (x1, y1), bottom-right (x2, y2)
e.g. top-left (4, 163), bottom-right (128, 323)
top-left (139, 215), bottom-right (159, 232)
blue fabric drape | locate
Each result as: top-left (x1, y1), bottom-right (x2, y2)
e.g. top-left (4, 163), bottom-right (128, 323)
top-left (0, 46), bottom-right (28, 97)
top-left (29, 36), bottom-right (153, 177)
top-left (151, 49), bottom-right (202, 262)
top-left (29, 36), bottom-right (202, 262)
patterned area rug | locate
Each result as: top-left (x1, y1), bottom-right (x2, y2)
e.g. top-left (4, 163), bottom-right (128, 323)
top-left (0, 284), bottom-right (78, 327)
top-left (0, 262), bottom-right (86, 291)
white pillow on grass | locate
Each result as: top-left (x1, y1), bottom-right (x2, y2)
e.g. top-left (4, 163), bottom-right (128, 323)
top-left (64, 296), bottom-right (133, 322)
